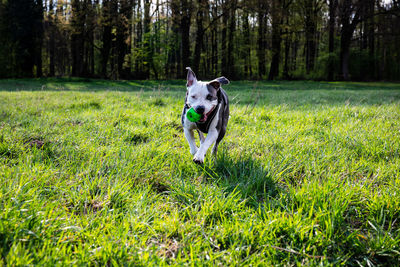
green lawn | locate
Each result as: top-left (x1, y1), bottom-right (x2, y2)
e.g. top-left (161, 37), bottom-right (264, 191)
top-left (1, 79), bottom-right (400, 265)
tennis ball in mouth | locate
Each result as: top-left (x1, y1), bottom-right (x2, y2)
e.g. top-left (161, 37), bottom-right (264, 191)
top-left (186, 107), bottom-right (202, 122)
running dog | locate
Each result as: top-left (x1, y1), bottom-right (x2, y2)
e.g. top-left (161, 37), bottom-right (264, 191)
top-left (181, 67), bottom-right (230, 164)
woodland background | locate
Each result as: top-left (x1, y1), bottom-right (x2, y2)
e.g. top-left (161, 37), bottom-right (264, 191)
top-left (0, 0), bottom-right (399, 81)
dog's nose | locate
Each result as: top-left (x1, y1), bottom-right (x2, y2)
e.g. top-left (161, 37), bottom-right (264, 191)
top-left (195, 106), bottom-right (205, 114)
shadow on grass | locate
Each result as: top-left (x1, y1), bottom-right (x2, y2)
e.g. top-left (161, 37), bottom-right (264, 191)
top-left (0, 78), bottom-right (184, 92)
top-left (1, 78), bottom-right (399, 108)
top-left (207, 150), bottom-right (279, 207)
top-left (1, 78), bottom-right (399, 92)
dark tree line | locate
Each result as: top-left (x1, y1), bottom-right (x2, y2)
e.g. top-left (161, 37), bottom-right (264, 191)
top-left (0, 0), bottom-right (399, 80)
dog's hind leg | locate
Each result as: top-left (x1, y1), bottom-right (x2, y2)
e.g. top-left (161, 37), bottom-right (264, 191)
top-left (197, 130), bottom-right (205, 144)
top-left (212, 122), bottom-right (226, 156)
top-left (211, 142), bottom-right (219, 155)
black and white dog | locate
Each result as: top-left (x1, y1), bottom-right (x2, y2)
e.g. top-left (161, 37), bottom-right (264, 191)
top-left (181, 67), bottom-right (230, 164)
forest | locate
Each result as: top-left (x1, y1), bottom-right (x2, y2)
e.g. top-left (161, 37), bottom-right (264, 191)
top-left (0, 0), bottom-right (399, 81)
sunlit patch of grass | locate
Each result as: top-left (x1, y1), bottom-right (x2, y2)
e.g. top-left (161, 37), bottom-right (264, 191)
top-left (0, 79), bottom-right (399, 265)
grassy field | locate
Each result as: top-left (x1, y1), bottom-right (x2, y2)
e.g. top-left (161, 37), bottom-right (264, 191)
top-left (0, 78), bottom-right (400, 265)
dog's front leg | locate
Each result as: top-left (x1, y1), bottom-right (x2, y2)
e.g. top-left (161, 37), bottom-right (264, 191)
top-left (184, 128), bottom-right (198, 155)
top-left (193, 129), bottom-right (218, 164)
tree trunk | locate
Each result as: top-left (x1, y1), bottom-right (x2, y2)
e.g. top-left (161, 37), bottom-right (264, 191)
top-left (82, 0), bottom-right (95, 77)
top-left (118, 0), bottom-right (134, 78)
top-left (283, 16), bottom-right (290, 79)
top-left (193, 0), bottom-right (207, 73)
top-left (283, 37), bottom-right (290, 79)
top-left (55, 2), bottom-right (68, 76)
top-left (48, 0), bottom-right (55, 76)
top-left (268, 0), bottom-right (282, 80)
top-left (169, 0), bottom-right (181, 78)
top-left (221, 0), bottom-right (228, 76)
top-left (305, 22), bottom-right (316, 74)
top-left (328, 0), bottom-right (337, 80)
top-left (339, 0), bottom-right (361, 80)
top-left (242, 10), bottom-right (252, 78)
top-left (134, 0), bottom-right (143, 77)
top-left (303, 0), bottom-right (321, 74)
top-left (368, 0), bottom-right (375, 79)
top-left (34, 0), bottom-right (43, 77)
top-left (101, 0), bottom-right (112, 78)
top-left (257, 1), bottom-right (267, 78)
top-left (71, 0), bottom-right (85, 76)
top-left (143, 0), bottom-right (151, 79)
top-left (211, 4), bottom-right (218, 75)
top-left (181, 0), bottom-right (192, 78)
top-left (227, 0), bottom-right (237, 79)
top-left (8, 0), bottom-right (37, 77)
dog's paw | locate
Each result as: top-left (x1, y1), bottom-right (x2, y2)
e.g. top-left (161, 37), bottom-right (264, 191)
top-left (190, 148), bottom-right (198, 156)
top-left (193, 154), bottom-right (204, 165)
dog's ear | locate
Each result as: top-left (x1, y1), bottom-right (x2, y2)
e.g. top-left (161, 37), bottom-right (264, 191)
top-left (186, 67), bottom-right (197, 87)
top-left (209, 76), bottom-right (230, 90)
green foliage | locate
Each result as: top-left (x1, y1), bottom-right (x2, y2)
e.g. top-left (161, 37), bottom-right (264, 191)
top-left (348, 50), bottom-right (377, 81)
top-left (0, 0), bottom-right (43, 78)
top-left (0, 79), bottom-right (400, 265)
top-left (1, 1), bottom-right (400, 80)
top-left (312, 52), bottom-right (340, 80)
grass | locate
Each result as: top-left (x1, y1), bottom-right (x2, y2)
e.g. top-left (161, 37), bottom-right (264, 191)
top-left (0, 78), bottom-right (399, 265)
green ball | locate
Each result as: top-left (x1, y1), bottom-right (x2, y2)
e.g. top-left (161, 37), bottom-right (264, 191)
top-left (186, 107), bottom-right (202, 122)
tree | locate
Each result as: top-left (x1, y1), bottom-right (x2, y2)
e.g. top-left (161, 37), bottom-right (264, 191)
top-left (34, 0), bottom-right (44, 77)
top-left (327, 0), bottom-right (338, 80)
top-left (71, 0), bottom-right (85, 76)
top-left (5, 0), bottom-right (43, 77)
top-left (0, 1), bottom-right (12, 77)
top-left (338, 0), bottom-right (362, 80)
top-left (268, 0), bottom-right (293, 80)
top-left (1, 0), bottom-right (399, 80)
top-left (193, 0), bottom-right (208, 73)
top-left (143, 0), bottom-right (151, 79)
top-left (299, 0), bottom-right (324, 74)
top-left (101, 0), bottom-right (112, 78)
top-left (257, 0), bottom-right (268, 78)
top-left (180, 0), bottom-right (193, 78)
top-left (242, 7), bottom-right (253, 78)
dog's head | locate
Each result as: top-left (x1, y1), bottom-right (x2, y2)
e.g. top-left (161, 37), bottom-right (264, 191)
top-left (185, 67), bottom-right (229, 122)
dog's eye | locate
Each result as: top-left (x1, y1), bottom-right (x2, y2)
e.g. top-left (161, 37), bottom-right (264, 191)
top-left (206, 94), bottom-right (213, 101)
top-left (191, 95), bottom-right (196, 99)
